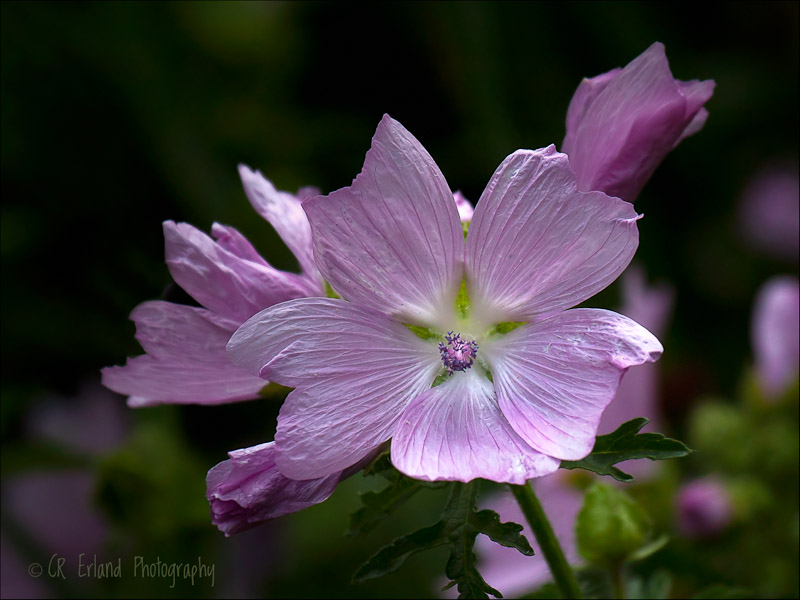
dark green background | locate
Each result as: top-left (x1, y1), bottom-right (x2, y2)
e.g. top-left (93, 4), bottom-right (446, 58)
top-left (2, 2), bottom-right (798, 598)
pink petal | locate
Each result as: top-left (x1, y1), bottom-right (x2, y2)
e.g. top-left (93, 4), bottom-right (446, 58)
top-left (303, 115), bottom-right (463, 325)
top-left (453, 191), bottom-right (475, 222)
top-left (227, 298), bottom-right (441, 479)
top-left (466, 147), bottom-right (640, 322)
top-left (102, 357), bottom-right (266, 407)
top-left (391, 370), bottom-right (560, 484)
top-left (102, 301), bottom-right (265, 406)
top-left (211, 222), bottom-right (271, 267)
top-left (752, 276), bottom-right (800, 398)
top-left (238, 165), bottom-right (322, 284)
top-left (562, 42), bottom-right (715, 202)
top-left (164, 221), bottom-right (317, 323)
top-left (484, 308), bottom-right (663, 460)
top-left (207, 442), bottom-right (341, 536)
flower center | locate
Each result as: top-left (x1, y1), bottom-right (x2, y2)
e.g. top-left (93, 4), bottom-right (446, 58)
top-left (438, 331), bottom-right (479, 375)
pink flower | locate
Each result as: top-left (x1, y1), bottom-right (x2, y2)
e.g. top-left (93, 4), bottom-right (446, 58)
top-left (101, 167), bottom-right (325, 406)
top-left (738, 164), bottom-right (799, 262)
top-left (676, 477), bottom-right (733, 538)
top-left (751, 276), bottom-right (800, 398)
top-left (228, 115), bottom-right (662, 485)
top-left (563, 42), bottom-right (715, 203)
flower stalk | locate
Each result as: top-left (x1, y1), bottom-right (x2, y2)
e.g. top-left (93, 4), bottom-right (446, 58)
top-left (509, 482), bottom-right (583, 599)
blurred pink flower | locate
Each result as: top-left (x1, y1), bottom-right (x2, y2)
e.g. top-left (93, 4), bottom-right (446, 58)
top-left (737, 164), bottom-right (799, 262)
top-left (563, 42), bottom-right (715, 203)
top-left (676, 477), bottom-right (733, 538)
top-left (751, 276), bottom-right (800, 398)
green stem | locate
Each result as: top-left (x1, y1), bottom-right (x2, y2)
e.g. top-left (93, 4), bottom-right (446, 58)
top-left (509, 482), bottom-right (583, 599)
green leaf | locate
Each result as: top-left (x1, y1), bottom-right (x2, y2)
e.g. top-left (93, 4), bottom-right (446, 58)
top-left (560, 418), bottom-right (691, 482)
top-left (527, 567), bottom-right (614, 599)
top-left (690, 584), bottom-right (752, 599)
top-left (348, 475), bottom-right (426, 537)
top-left (354, 481), bottom-right (533, 599)
top-left (575, 482), bottom-right (651, 568)
top-left (349, 454), bottom-right (445, 537)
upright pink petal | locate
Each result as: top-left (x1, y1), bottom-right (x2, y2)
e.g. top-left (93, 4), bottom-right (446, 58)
top-left (227, 298), bottom-right (441, 479)
top-left (752, 276), bottom-right (800, 398)
top-left (238, 165), bottom-right (322, 285)
top-left (101, 301), bottom-right (265, 406)
top-left (453, 191), bottom-right (475, 222)
top-left (466, 147), bottom-right (640, 322)
top-left (391, 370), bottom-right (560, 484)
top-left (484, 309), bottom-right (662, 460)
top-left (563, 42), bottom-right (715, 202)
top-left (207, 442), bottom-right (341, 536)
top-left (303, 115), bottom-right (463, 325)
top-left (164, 221), bottom-right (317, 323)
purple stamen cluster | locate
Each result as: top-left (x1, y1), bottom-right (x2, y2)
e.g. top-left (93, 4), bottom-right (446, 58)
top-left (438, 331), bottom-right (479, 375)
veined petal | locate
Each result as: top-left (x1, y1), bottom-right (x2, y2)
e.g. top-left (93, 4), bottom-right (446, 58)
top-left (227, 298), bottom-right (441, 479)
top-left (206, 442), bottom-right (340, 536)
top-left (210, 222), bottom-right (270, 268)
top-left (164, 221), bottom-right (317, 323)
top-left (391, 370), bottom-right (560, 484)
top-left (303, 115), bottom-right (463, 325)
top-left (562, 42), bottom-right (715, 202)
top-left (238, 165), bottom-right (322, 284)
top-left (484, 308), bottom-right (663, 461)
top-left (129, 300), bottom-right (240, 364)
top-left (101, 300), bottom-right (265, 406)
top-left (102, 357), bottom-right (265, 407)
top-left (466, 147), bottom-right (640, 321)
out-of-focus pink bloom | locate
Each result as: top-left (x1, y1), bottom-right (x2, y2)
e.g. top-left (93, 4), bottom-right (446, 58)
top-left (102, 167), bottom-right (325, 407)
top-left (751, 276), bottom-right (800, 398)
top-left (453, 190), bottom-right (474, 222)
top-left (228, 115), bottom-right (661, 487)
top-left (1, 384), bottom-right (129, 574)
top-left (676, 477), bottom-right (733, 538)
top-left (563, 42), bottom-right (715, 203)
top-left (738, 164), bottom-right (799, 262)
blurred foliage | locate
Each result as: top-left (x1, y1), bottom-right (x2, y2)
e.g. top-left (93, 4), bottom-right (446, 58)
top-left (1, 1), bottom-right (798, 598)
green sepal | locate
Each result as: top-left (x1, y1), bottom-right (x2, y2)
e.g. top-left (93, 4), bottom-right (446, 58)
top-left (486, 321), bottom-right (526, 337)
top-left (324, 280), bottom-right (341, 299)
top-left (257, 382), bottom-right (293, 398)
top-left (560, 418), bottom-right (691, 482)
top-left (404, 323), bottom-right (441, 342)
top-left (455, 277), bottom-right (470, 320)
top-left (353, 481), bottom-right (533, 599)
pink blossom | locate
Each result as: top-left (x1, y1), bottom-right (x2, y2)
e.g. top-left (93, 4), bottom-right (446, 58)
top-left (228, 115), bottom-right (662, 485)
top-left (751, 276), bottom-right (800, 398)
top-left (738, 164), bottom-right (799, 262)
top-left (676, 477), bottom-right (733, 538)
top-left (563, 42), bottom-right (715, 203)
top-left (101, 167), bottom-right (325, 406)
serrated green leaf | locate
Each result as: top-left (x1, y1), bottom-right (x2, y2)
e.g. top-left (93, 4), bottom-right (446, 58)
top-left (469, 509), bottom-right (533, 556)
top-left (354, 480), bottom-right (531, 599)
top-left (353, 520), bottom-right (448, 581)
top-left (560, 418), bottom-right (691, 482)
